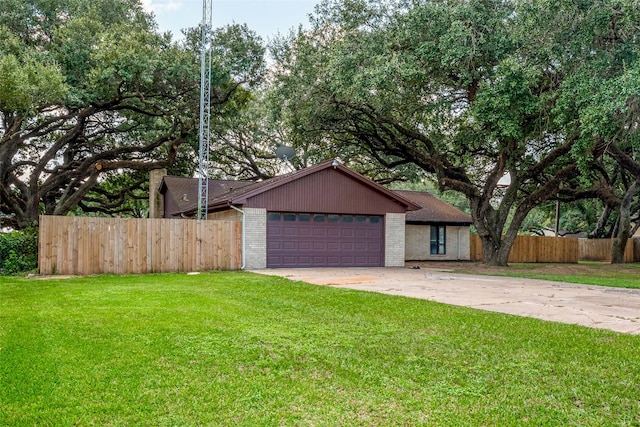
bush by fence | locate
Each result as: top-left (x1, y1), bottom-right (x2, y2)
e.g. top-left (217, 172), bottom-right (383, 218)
top-left (39, 216), bottom-right (242, 275)
top-left (0, 228), bottom-right (38, 274)
top-left (470, 234), bottom-right (639, 263)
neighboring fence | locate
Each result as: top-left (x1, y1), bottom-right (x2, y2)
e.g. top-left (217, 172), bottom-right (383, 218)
top-left (470, 235), bottom-right (579, 263)
top-left (39, 216), bottom-right (242, 275)
top-left (579, 238), bottom-right (637, 263)
top-left (470, 234), bottom-right (639, 263)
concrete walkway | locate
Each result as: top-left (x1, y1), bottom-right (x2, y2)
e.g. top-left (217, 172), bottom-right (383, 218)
top-left (253, 267), bottom-right (640, 335)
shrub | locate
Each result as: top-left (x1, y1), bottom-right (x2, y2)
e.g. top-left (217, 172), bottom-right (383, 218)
top-left (0, 228), bottom-right (38, 275)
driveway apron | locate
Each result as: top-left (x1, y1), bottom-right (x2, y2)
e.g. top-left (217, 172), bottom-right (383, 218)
top-left (253, 267), bottom-right (640, 335)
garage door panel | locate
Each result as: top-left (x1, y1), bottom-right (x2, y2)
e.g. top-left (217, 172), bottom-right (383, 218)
top-left (327, 228), bottom-right (341, 237)
top-left (268, 227), bottom-right (283, 237)
top-left (283, 241), bottom-right (297, 250)
top-left (354, 242), bottom-right (367, 251)
top-left (267, 255), bottom-right (282, 265)
top-left (341, 256), bottom-right (354, 264)
top-left (283, 227), bottom-right (297, 237)
top-left (313, 242), bottom-right (327, 250)
top-left (298, 227), bottom-right (312, 237)
top-left (327, 256), bottom-right (340, 264)
top-left (327, 242), bottom-right (340, 251)
top-left (267, 213), bottom-right (384, 268)
top-left (282, 256), bottom-right (297, 264)
top-left (313, 229), bottom-right (326, 237)
top-left (297, 256), bottom-right (312, 265)
top-left (341, 242), bottom-right (354, 250)
top-left (341, 229), bottom-right (354, 238)
top-left (298, 241), bottom-right (312, 250)
top-left (267, 241), bottom-right (283, 250)
top-left (354, 229), bottom-right (367, 238)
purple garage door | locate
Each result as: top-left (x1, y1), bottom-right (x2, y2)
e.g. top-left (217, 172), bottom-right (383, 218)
top-left (267, 212), bottom-right (384, 268)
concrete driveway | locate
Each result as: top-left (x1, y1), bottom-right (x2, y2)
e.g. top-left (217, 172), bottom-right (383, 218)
top-left (253, 267), bottom-right (640, 335)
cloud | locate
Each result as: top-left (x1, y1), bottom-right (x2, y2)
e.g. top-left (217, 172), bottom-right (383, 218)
top-left (141, 0), bottom-right (183, 15)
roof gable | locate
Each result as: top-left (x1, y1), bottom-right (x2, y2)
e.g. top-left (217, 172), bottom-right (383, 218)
top-left (231, 160), bottom-right (420, 212)
top-left (176, 160), bottom-right (420, 216)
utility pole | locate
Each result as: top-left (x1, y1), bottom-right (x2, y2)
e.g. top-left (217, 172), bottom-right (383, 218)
top-left (197, 0), bottom-right (212, 220)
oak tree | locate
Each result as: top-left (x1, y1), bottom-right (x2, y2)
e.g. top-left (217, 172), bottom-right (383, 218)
top-left (0, 0), bottom-right (265, 227)
top-left (271, 0), bottom-right (637, 265)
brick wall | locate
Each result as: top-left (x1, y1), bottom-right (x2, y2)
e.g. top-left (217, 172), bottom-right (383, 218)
top-left (244, 207), bottom-right (267, 269)
top-left (148, 169), bottom-right (166, 219)
top-left (385, 213), bottom-right (406, 267)
top-left (206, 209), bottom-right (242, 221)
top-left (405, 224), bottom-right (470, 261)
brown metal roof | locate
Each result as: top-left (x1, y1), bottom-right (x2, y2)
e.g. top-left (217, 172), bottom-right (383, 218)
top-left (159, 176), bottom-right (253, 216)
top-left (393, 190), bottom-right (472, 225)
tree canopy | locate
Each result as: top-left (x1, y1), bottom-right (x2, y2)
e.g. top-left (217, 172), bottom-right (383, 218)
top-left (2, 0), bottom-right (639, 266)
top-left (270, 0), bottom-right (640, 265)
top-left (0, 0), bottom-right (265, 227)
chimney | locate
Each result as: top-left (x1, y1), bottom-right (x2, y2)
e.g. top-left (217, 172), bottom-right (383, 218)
top-left (148, 168), bottom-right (167, 218)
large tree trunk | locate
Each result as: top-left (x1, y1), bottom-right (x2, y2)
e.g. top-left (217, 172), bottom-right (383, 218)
top-left (611, 181), bottom-right (639, 264)
top-left (590, 205), bottom-right (613, 238)
top-left (470, 185), bottom-right (532, 267)
top-left (479, 237), bottom-right (513, 266)
top-left (477, 209), bottom-right (527, 266)
top-left (471, 196), bottom-right (511, 266)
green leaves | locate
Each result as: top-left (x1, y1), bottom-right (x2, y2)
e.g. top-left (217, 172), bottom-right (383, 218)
top-left (269, 0), bottom-right (640, 264)
top-left (473, 57), bottom-right (542, 141)
top-left (88, 27), bottom-right (163, 96)
top-left (211, 24), bottom-right (266, 86)
top-left (0, 52), bottom-right (67, 114)
top-left (0, 0), bottom-right (268, 227)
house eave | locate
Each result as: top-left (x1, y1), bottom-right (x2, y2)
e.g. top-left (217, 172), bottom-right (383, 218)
top-left (178, 200), bottom-right (241, 217)
top-left (406, 220), bottom-right (473, 226)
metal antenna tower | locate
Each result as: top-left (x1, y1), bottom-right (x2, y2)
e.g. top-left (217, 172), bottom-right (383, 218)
top-left (196, 0), bottom-right (212, 220)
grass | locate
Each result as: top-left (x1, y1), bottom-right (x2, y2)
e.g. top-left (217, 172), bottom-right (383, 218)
top-left (447, 261), bottom-right (640, 289)
top-left (1, 272), bottom-right (640, 426)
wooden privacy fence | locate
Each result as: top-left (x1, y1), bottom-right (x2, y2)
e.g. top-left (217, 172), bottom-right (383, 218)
top-left (39, 216), bottom-right (242, 275)
top-left (470, 235), bottom-right (579, 263)
top-left (579, 238), bottom-right (637, 263)
top-left (470, 234), bottom-right (639, 263)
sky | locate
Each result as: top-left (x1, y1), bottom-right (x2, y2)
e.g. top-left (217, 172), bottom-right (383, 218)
top-left (142, 0), bottom-right (319, 42)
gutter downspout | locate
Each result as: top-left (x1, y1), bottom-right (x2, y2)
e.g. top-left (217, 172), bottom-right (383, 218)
top-left (229, 205), bottom-right (245, 270)
top-left (457, 227), bottom-right (461, 260)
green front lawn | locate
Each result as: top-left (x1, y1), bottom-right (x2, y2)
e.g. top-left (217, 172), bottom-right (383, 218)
top-left (1, 272), bottom-right (639, 425)
top-left (450, 262), bottom-right (640, 289)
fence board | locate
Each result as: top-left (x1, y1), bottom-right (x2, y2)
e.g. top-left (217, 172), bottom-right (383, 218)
top-left (470, 235), bottom-right (579, 263)
top-left (579, 238), bottom-right (636, 263)
top-left (470, 234), bottom-right (639, 263)
top-left (39, 216), bottom-right (242, 275)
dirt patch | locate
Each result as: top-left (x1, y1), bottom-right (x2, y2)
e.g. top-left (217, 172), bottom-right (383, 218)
top-left (280, 275), bottom-right (378, 286)
top-left (26, 274), bottom-right (79, 280)
top-left (325, 277), bottom-right (379, 285)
